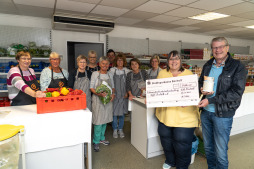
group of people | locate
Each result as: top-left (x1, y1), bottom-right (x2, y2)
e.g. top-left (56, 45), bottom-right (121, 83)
top-left (7, 37), bottom-right (246, 169)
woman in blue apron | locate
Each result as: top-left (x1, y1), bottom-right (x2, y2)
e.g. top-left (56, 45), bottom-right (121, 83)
top-left (7, 51), bottom-right (45, 106)
top-left (68, 55), bottom-right (92, 110)
top-left (40, 52), bottom-right (68, 91)
top-left (147, 55), bottom-right (162, 79)
top-left (109, 54), bottom-right (131, 139)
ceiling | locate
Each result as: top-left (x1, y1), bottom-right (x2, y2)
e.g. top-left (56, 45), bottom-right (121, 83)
top-left (1, 0), bottom-right (254, 40)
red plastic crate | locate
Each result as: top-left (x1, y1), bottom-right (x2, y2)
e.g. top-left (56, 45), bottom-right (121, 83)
top-left (36, 94), bottom-right (87, 114)
top-left (0, 97), bottom-right (10, 107)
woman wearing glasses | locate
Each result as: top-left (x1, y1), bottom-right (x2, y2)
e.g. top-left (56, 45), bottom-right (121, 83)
top-left (147, 55), bottom-right (162, 79)
top-left (40, 52), bottom-right (69, 91)
top-left (7, 51), bottom-right (45, 106)
top-left (156, 50), bottom-right (198, 169)
top-left (86, 50), bottom-right (100, 72)
top-left (68, 55), bottom-right (92, 110)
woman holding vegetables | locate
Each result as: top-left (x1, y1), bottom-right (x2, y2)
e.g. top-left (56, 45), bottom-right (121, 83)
top-left (40, 52), bottom-right (68, 91)
top-left (7, 51), bottom-right (45, 106)
top-left (68, 55), bottom-right (92, 110)
top-left (90, 56), bottom-right (115, 152)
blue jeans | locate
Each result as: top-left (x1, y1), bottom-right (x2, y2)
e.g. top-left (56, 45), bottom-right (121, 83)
top-left (112, 115), bottom-right (124, 130)
top-left (201, 109), bottom-right (233, 169)
top-left (158, 121), bottom-right (195, 169)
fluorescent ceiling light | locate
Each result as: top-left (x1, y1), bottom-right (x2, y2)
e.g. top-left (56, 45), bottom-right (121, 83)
top-left (246, 25), bottom-right (254, 29)
top-left (189, 12), bottom-right (230, 21)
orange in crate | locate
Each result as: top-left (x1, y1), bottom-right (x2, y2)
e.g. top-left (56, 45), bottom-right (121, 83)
top-left (36, 93), bottom-right (87, 114)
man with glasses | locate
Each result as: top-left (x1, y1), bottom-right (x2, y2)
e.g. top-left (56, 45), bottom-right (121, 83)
top-left (198, 37), bottom-right (246, 169)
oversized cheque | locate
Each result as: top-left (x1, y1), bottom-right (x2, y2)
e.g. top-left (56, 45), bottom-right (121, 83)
top-left (146, 74), bottom-right (199, 108)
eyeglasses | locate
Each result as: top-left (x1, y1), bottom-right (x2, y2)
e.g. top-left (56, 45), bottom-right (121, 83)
top-left (169, 58), bottom-right (180, 61)
top-left (212, 45), bottom-right (227, 50)
top-left (89, 57), bottom-right (96, 59)
top-left (79, 62), bottom-right (87, 64)
top-left (20, 58), bottom-right (31, 61)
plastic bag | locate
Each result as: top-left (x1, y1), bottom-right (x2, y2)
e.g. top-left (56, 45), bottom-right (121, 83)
top-left (95, 81), bottom-right (112, 105)
top-left (0, 134), bottom-right (20, 169)
top-left (191, 135), bottom-right (199, 155)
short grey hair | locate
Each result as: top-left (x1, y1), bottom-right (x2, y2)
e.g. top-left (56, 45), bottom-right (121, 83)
top-left (99, 56), bottom-right (109, 63)
top-left (211, 37), bottom-right (229, 48)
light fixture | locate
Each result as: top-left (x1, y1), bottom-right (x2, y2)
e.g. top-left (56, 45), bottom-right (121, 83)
top-left (246, 25), bottom-right (254, 29)
top-left (189, 12), bottom-right (230, 21)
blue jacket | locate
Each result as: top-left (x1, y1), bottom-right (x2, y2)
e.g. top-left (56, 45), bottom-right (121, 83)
top-left (199, 53), bottom-right (246, 117)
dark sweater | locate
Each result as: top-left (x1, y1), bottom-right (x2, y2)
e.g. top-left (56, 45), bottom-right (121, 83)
top-left (68, 69), bottom-right (92, 88)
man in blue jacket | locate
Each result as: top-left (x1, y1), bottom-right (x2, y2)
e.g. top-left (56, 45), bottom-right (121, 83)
top-left (198, 37), bottom-right (246, 169)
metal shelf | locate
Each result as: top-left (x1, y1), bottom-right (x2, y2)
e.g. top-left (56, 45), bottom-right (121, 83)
top-left (0, 90), bottom-right (8, 93)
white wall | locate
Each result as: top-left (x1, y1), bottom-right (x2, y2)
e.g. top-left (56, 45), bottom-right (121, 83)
top-left (108, 25), bottom-right (254, 55)
top-left (51, 30), bottom-right (106, 69)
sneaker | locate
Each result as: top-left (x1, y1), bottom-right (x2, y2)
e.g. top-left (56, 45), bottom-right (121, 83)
top-left (100, 140), bottom-right (110, 145)
top-left (163, 163), bottom-right (171, 169)
top-left (118, 129), bottom-right (125, 138)
top-left (113, 130), bottom-right (118, 138)
top-left (93, 144), bottom-right (100, 152)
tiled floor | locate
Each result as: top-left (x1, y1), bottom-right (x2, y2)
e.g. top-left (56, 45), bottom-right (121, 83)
top-left (92, 121), bottom-right (254, 169)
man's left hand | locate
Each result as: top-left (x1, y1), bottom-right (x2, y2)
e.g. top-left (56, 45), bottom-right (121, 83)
top-left (198, 98), bottom-right (209, 107)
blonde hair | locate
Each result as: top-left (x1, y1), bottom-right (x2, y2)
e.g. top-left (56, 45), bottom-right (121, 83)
top-left (150, 55), bottom-right (160, 64)
top-left (50, 52), bottom-right (60, 59)
top-left (88, 50), bottom-right (97, 58)
top-left (77, 55), bottom-right (88, 63)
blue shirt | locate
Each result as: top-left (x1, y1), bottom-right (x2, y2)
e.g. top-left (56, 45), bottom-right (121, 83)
top-left (204, 64), bottom-right (223, 112)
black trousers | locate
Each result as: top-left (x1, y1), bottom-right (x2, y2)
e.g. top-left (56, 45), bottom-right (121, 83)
top-left (158, 121), bottom-right (195, 169)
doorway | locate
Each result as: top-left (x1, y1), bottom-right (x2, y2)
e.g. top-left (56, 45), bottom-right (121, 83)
top-left (67, 41), bottom-right (104, 71)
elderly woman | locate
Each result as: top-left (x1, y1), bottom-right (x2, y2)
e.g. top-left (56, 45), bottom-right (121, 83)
top-left (109, 54), bottom-right (131, 138)
top-left (68, 55), bottom-right (92, 110)
top-left (156, 50), bottom-right (198, 169)
top-left (126, 58), bottom-right (148, 101)
top-left (40, 52), bottom-right (69, 91)
top-left (7, 51), bottom-right (45, 106)
top-left (147, 55), bottom-right (162, 79)
top-left (90, 56), bottom-right (115, 152)
top-left (86, 50), bottom-right (100, 72)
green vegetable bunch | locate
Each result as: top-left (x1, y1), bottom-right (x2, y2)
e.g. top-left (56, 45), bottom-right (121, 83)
top-left (95, 84), bottom-right (112, 105)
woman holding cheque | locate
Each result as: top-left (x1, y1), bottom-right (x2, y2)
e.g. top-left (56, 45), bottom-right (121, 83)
top-left (156, 50), bottom-right (198, 169)
top-left (90, 56), bottom-right (115, 152)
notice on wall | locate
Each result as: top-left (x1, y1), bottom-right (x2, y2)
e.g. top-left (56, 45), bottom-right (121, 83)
top-left (146, 74), bottom-right (199, 108)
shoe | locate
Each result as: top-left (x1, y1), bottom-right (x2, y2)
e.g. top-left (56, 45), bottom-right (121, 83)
top-left (162, 163), bottom-right (171, 169)
top-left (93, 144), bottom-right (100, 152)
top-left (118, 129), bottom-right (125, 138)
top-left (100, 140), bottom-right (110, 145)
top-left (113, 130), bottom-right (118, 138)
